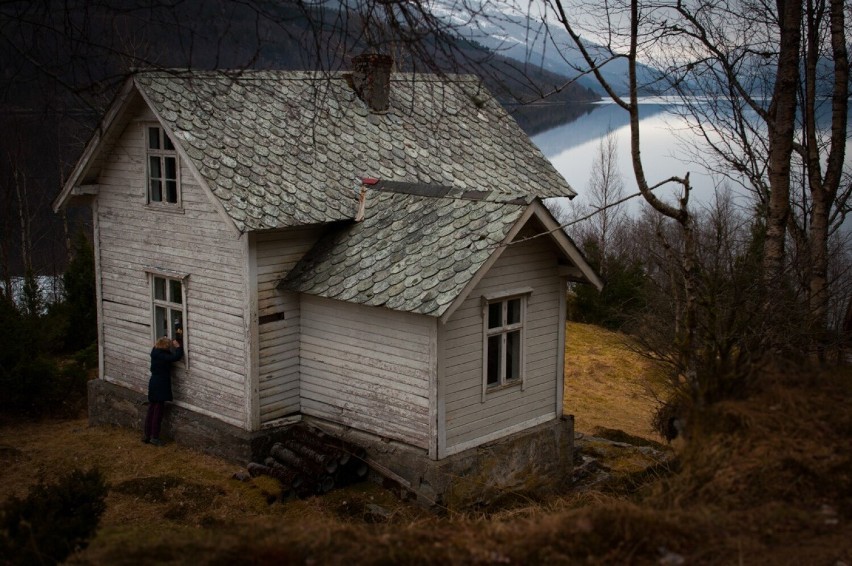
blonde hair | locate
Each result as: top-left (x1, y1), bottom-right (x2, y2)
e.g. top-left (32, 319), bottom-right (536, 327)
top-left (155, 337), bottom-right (172, 349)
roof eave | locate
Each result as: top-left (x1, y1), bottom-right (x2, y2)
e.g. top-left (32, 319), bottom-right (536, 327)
top-left (53, 77), bottom-right (139, 212)
top-left (437, 199), bottom-right (603, 324)
top-left (527, 200), bottom-right (604, 290)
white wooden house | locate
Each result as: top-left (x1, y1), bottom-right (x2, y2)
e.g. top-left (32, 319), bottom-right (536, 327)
top-left (54, 57), bottom-right (602, 471)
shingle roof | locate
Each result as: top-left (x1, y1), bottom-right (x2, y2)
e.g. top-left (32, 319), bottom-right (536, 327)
top-left (280, 189), bottom-right (527, 317)
top-left (133, 69), bottom-right (575, 232)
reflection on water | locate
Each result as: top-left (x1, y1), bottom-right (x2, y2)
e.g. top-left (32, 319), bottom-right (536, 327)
top-left (532, 102), bottom-right (668, 156)
top-left (531, 99), bottom-right (852, 223)
top-left (532, 100), bottom-right (718, 212)
top-left (509, 102), bottom-right (598, 137)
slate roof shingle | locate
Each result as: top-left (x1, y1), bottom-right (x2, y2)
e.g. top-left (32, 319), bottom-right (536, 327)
top-left (133, 69), bottom-right (575, 233)
top-left (280, 190), bottom-right (527, 317)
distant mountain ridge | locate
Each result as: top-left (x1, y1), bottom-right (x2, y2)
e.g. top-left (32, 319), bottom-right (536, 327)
top-left (428, 0), bottom-right (665, 96)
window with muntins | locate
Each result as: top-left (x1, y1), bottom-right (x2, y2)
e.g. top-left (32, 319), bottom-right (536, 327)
top-left (146, 126), bottom-right (179, 205)
top-left (151, 275), bottom-right (186, 348)
top-left (484, 295), bottom-right (526, 389)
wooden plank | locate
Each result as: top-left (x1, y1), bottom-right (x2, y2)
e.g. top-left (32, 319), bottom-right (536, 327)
top-left (446, 390), bottom-right (554, 441)
top-left (300, 356), bottom-right (428, 399)
top-left (301, 317), bottom-right (432, 364)
top-left (301, 335), bottom-right (430, 379)
top-left (301, 382), bottom-right (429, 427)
top-left (301, 362), bottom-right (429, 408)
top-left (258, 378), bottom-right (299, 397)
top-left (98, 244), bottom-right (243, 282)
top-left (259, 383), bottom-right (299, 404)
top-left (245, 233), bottom-right (260, 430)
top-left (259, 335), bottom-right (298, 355)
top-left (300, 396), bottom-right (428, 448)
top-left (446, 379), bottom-right (552, 414)
top-left (303, 296), bottom-right (433, 337)
top-left (259, 371), bottom-right (298, 390)
top-left (259, 399), bottom-right (300, 420)
top-left (300, 390), bottom-right (426, 428)
top-left (300, 346), bottom-right (429, 393)
top-left (258, 344), bottom-right (300, 366)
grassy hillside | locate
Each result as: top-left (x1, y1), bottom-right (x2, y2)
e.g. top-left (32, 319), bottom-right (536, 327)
top-left (1, 323), bottom-right (850, 564)
top-left (564, 322), bottom-right (663, 441)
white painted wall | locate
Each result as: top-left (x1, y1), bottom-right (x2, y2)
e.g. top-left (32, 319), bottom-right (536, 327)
top-left (441, 236), bottom-right (563, 455)
top-left (255, 227), bottom-right (322, 423)
top-left (95, 108), bottom-right (247, 427)
top-left (299, 295), bottom-right (436, 449)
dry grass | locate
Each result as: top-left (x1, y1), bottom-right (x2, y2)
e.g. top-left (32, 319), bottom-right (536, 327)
top-left (2, 324), bottom-right (851, 564)
top-left (564, 322), bottom-right (664, 441)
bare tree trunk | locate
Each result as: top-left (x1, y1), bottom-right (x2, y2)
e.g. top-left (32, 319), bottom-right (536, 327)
top-left (11, 159), bottom-right (32, 273)
top-left (803, 0), bottom-right (848, 355)
top-left (552, 0), bottom-right (700, 403)
top-left (763, 0), bottom-right (803, 292)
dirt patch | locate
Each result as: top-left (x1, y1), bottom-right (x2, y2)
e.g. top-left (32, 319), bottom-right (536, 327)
top-left (112, 475), bottom-right (225, 520)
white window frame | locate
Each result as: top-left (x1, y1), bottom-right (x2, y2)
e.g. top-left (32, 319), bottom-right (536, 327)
top-left (481, 289), bottom-right (530, 401)
top-left (145, 124), bottom-right (181, 208)
top-left (148, 270), bottom-right (188, 366)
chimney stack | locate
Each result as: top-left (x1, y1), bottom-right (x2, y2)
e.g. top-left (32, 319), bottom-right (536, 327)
top-left (351, 53), bottom-right (393, 112)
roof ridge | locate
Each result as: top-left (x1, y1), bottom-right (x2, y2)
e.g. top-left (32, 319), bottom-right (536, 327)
top-left (131, 68), bottom-right (481, 82)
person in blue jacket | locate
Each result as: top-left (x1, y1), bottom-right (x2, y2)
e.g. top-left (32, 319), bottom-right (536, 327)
top-left (143, 336), bottom-right (183, 446)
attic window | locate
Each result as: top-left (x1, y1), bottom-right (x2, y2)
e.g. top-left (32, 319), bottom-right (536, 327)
top-left (146, 126), bottom-right (180, 206)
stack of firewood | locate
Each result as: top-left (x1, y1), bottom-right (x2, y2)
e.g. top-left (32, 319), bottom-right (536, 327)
top-left (246, 424), bottom-right (368, 498)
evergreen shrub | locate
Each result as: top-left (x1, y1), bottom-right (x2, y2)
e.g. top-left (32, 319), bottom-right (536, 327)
top-left (0, 468), bottom-right (107, 565)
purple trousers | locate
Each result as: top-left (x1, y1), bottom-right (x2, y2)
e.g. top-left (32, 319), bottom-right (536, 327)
top-left (144, 401), bottom-right (165, 440)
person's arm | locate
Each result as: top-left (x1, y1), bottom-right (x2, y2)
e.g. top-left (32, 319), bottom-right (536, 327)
top-left (170, 340), bottom-right (184, 362)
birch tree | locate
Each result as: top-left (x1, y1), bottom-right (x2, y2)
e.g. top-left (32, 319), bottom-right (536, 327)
top-left (643, 0), bottom-right (849, 352)
top-left (544, 0), bottom-right (707, 405)
top-left (585, 128), bottom-right (627, 273)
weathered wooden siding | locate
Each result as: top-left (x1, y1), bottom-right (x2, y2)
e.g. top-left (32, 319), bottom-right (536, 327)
top-left (441, 238), bottom-right (562, 455)
top-left (300, 296), bottom-right (436, 449)
top-left (255, 227), bottom-right (323, 423)
top-left (96, 110), bottom-right (247, 427)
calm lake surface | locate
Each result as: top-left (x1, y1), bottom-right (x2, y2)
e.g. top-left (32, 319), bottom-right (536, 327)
top-left (531, 98), bottom-right (852, 222)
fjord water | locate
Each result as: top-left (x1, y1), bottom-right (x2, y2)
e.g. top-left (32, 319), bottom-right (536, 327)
top-left (531, 98), bottom-right (852, 221)
top-left (532, 98), bottom-right (725, 213)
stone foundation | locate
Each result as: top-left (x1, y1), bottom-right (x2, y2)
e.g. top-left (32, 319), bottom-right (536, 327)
top-left (89, 379), bottom-right (574, 508)
top-left (87, 379), bottom-right (293, 463)
top-left (303, 415), bottom-right (574, 508)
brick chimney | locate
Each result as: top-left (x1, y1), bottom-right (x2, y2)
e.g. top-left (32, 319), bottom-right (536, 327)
top-left (351, 53), bottom-right (393, 112)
